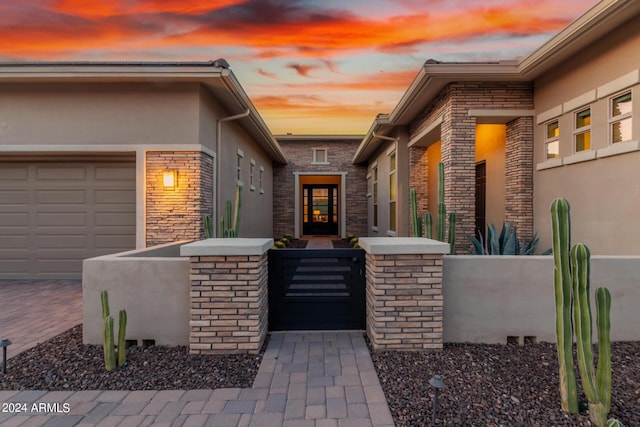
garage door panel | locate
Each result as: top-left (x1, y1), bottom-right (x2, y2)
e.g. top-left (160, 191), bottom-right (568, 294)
top-left (36, 190), bottom-right (86, 204)
top-left (36, 166), bottom-right (87, 181)
top-left (37, 235), bottom-right (87, 249)
top-left (37, 212), bottom-right (87, 226)
top-left (0, 235), bottom-right (29, 248)
top-left (0, 165), bottom-right (28, 180)
top-left (95, 235), bottom-right (136, 249)
top-left (96, 212), bottom-right (135, 226)
top-left (0, 213), bottom-right (29, 226)
top-left (0, 190), bottom-right (29, 204)
top-left (95, 165), bottom-right (136, 181)
top-left (95, 189), bottom-right (135, 203)
top-left (0, 159), bottom-right (136, 279)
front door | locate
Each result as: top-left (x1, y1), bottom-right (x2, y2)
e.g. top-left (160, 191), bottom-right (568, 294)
top-left (303, 184), bottom-right (339, 235)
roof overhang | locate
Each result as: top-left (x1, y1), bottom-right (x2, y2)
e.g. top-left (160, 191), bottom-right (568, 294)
top-left (354, 0), bottom-right (640, 164)
top-left (0, 60), bottom-right (288, 164)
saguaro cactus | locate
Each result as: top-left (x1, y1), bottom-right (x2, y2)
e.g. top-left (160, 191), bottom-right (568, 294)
top-left (220, 185), bottom-right (242, 238)
top-left (550, 198), bottom-right (578, 414)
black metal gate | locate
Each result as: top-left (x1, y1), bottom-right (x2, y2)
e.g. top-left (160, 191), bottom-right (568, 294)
top-left (268, 248), bottom-right (366, 330)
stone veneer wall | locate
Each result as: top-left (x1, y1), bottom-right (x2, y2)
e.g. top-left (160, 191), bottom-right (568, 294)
top-left (505, 117), bottom-right (534, 240)
top-left (408, 82), bottom-right (534, 251)
top-left (361, 237), bottom-right (449, 351)
top-left (408, 146), bottom-right (428, 235)
top-left (181, 239), bottom-right (272, 355)
top-left (146, 151), bottom-right (213, 246)
top-left (273, 138), bottom-right (368, 238)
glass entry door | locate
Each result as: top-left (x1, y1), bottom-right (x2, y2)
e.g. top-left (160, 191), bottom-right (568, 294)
top-left (303, 184), bottom-right (339, 235)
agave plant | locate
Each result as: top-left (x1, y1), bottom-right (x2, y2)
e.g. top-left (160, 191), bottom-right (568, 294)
top-left (468, 222), bottom-right (541, 255)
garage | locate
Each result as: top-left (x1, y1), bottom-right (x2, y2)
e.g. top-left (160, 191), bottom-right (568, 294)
top-left (0, 158), bottom-right (136, 279)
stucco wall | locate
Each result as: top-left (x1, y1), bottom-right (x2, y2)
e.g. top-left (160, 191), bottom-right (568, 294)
top-left (443, 255), bottom-right (640, 343)
top-left (199, 88), bottom-right (275, 238)
top-left (533, 17), bottom-right (640, 254)
top-left (0, 82), bottom-right (199, 146)
top-left (82, 242), bottom-right (190, 346)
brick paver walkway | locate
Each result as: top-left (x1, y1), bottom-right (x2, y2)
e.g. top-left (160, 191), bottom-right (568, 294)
top-left (0, 280), bottom-right (82, 359)
top-left (0, 281), bottom-right (396, 426)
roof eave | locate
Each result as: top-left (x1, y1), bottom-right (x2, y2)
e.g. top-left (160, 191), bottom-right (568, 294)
top-left (518, 0), bottom-right (640, 79)
top-left (352, 114), bottom-right (392, 164)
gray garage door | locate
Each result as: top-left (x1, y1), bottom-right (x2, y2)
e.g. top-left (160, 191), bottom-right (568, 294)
top-left (0, 160), bottom-right (136, 279)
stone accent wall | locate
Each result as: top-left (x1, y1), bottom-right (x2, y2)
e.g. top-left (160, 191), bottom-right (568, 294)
top-left (188, 254), bottom-right (268, 354)
top-left (409, 82), bottom-right (534, 252)
top-left (146, 151), bottom-right (213, 246)
top-left (408, 146), bottom-right (428, 235)
top-left (365, 252), bottom-right (444, 351)
top-left (273, 138), bottom-right (368, 238)
top-left (505, 117), bottom-right (534, 240)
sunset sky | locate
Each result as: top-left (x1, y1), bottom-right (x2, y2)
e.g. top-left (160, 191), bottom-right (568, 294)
top-left (0, 0), bottom-right (600, 134)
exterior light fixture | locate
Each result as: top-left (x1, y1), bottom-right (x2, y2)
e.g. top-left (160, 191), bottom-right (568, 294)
top-left (163, 170), bottom-right (177, 190)
top-left (1, 339), bottom-right (11, 374)
top-left (429, 374), bottom-right (445, 424)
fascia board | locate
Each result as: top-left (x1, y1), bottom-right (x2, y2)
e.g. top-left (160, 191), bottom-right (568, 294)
top-left (352, 115), bottom-right (391, 164)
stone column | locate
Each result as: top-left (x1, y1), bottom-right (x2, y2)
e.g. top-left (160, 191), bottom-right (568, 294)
top-left (505, 117), bottom-right (534, 240)
top-left (180, 238), bottom-right (272, 354)
top-left (360, 237), bottom-right (449, 351)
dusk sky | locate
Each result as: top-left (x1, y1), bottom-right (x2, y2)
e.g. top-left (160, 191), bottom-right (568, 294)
top-left (1, 0), bottom-right (600, 135)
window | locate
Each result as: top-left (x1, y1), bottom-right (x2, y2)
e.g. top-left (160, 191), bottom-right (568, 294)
top-left (610, 92), bottom-right (632, 144)
top-left (545, 120), bottom-right (559, 159)
top-left (389, 151), bottom-right (396, 232)
top-left (259, 166), bottom-right (264, 194)
top-left (574, 108), bottom-right (591, 152)
top-left (312, 148), bottom-right (329, 164)
top-left (249, 159), bottom-right (256, 191)
top-left (372, 165), bottom-right (378, 228)
top-left (236, 148), bottom-right (244, 185)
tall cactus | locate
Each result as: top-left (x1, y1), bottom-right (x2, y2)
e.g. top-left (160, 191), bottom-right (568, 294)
top-left (551, 198), bottom-right (620, 427)
top-left (117, 310), bottom-right (127, 367)
top-left (99, 290), bottom-right (127, 371)
top-left (408, 162), bottom-right (455, 251)
top-left (572, 243), bottom-right (612, 427)
top-left (203, 214), bottom-right (213, 238)
top-left (550, 198), bottom-right (578, 414)
top-left (220, 185), bottom-right (242, 238)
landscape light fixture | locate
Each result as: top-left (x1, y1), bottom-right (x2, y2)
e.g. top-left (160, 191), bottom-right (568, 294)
top-left (163, 170), bottom-right (177, 190)
top-left (1, 339), bottom-right (11, 374)
top-left (429, 374), bottom-right (445, 424)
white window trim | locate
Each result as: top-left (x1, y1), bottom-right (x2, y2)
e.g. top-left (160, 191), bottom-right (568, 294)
top-left (236, 148), bottom-right (244, 185)
top-left (259, 166), bottom-right (264, 194)
top-left (573, 107), bottom-right (592, 153)
top-left (609, 91), bottom-right (632, 145)
top-left (388, 150), bottom-right (397, 232)
top-left (249, 159), bottom-right (256, 191)
top-left (372, 164), bottom-right (379, 228)
top-left (311, 148), bottom-right (329, 165)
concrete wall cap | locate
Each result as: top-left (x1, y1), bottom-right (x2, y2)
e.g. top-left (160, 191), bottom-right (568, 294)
top-left (359, 237), bottom-right (450, 255)
top-left (180, 238), bottom-right (273, 256)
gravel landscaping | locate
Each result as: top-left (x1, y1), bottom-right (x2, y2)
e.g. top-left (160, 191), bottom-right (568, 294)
top-left (370, 341), bottom-right (640, 426)
top-left (0, 325), bottom-right (263, 391)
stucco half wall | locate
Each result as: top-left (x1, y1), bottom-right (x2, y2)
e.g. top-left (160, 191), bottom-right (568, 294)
top-left (443, 255), bottom-right (640, 343)
top-left (82, 242), bottom-right (190, 346)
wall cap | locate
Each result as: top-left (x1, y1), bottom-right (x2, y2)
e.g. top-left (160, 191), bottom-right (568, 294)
top-left (359, 237), bottom-right (450, 255)
top-left (180, 238), bottom-right (273, 256)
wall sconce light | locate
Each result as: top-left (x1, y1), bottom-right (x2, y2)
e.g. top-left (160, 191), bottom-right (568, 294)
top-left (163, 170), bottom-right (177, 190)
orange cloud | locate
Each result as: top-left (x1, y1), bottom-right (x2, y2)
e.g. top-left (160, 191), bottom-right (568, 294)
top-left (51, 0), bottom-right (244, 17)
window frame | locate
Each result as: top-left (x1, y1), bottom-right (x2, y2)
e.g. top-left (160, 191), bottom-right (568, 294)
top-left (236, 148), bottom-right (244, 186)
top-left (311, 148), bottom-right (329, 165)
top-left (609, 91), bottom-right (632, 145)
top-left (372, 163), bottom-right (378, 230)
top-left (573, 107), bottom-right (592, 153)
top-left (249, 159), bottom-right (256, 191)
top-left (544, 120), bottom-right (560, 159)
top-left (388, 150), bottom-right (397, 232)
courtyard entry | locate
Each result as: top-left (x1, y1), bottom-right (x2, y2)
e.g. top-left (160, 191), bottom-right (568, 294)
top-left (268, 248), bottom-right (365, 330)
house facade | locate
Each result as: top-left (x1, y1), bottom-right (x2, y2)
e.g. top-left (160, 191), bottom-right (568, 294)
top-left (273, 135), bottom-right (368, 239)
top-left (354, 0), bottom-right (640, 255)
top-left (0, 61), bottom-right (287, 279)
